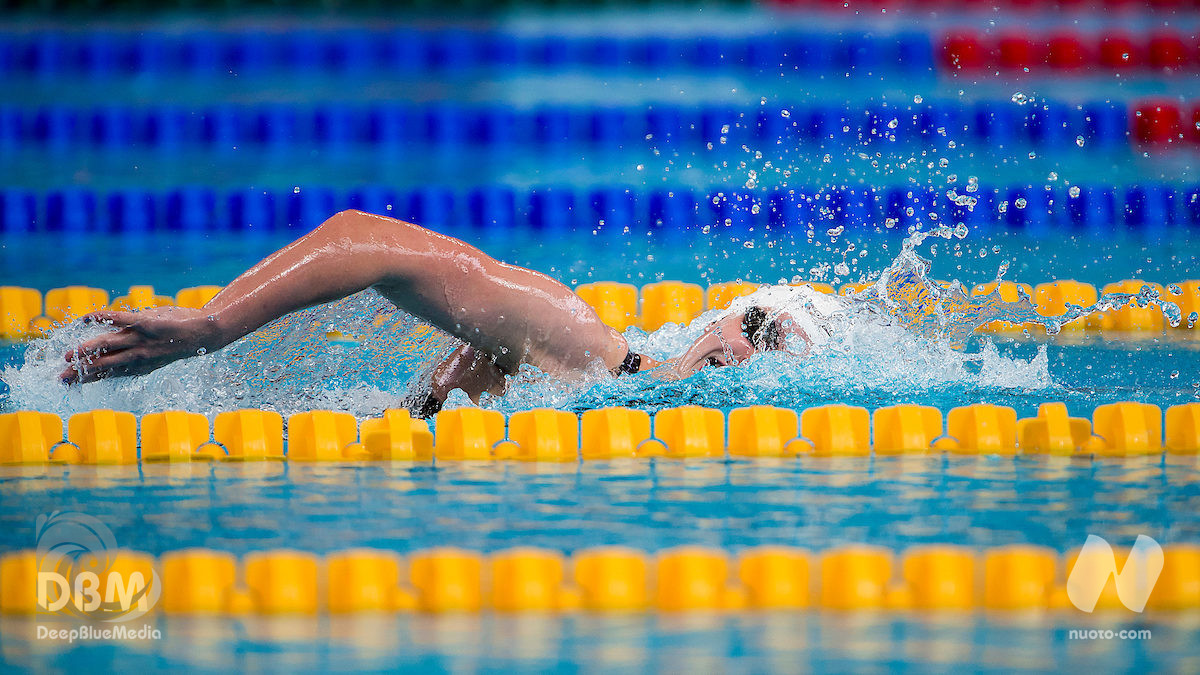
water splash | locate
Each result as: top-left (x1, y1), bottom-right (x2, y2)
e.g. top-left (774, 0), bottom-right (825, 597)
top-left (1, 291), bottom-right (457, 420)
top-left (0, 229), bottom-right (1181, 420)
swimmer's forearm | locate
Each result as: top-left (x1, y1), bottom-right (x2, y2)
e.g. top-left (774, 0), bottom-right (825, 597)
top-left (199, 210), bottom-right (440, 348)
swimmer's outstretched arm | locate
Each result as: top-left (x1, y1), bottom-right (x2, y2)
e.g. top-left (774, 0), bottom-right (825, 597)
top-left (62, 210), bottom-right (628, 385)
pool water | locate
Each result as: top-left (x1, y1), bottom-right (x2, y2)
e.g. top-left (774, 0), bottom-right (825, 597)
top-left (3, 6), bottom-right (1200, 672)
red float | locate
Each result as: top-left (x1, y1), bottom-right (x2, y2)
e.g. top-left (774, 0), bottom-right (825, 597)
top-left (1046, 34), bottom-right (1089, 70)
top-left (1098, 33), bottom-right (1142, 69)
top-left (996, 35), bottom-right (1038, 72)
top-left (1147, 33), bottom-right (1190, 71)
top-left (1132, 100), bottom-right (1184, 146)
top-left (942, 33), bottom-right (986, 71)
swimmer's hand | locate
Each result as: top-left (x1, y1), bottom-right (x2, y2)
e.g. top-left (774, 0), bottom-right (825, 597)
top-left (59, 307), bottom-right (223, 384)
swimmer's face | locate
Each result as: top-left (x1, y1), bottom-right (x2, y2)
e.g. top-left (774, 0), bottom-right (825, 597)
top-left (673, 306), bottom-right (807, 376)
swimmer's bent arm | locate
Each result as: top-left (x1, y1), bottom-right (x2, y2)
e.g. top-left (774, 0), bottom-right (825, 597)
top-left (62, 210), bottom-right (626, 384)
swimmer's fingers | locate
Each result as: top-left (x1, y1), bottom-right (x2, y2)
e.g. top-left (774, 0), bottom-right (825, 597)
top-left (63, 330), bottom-right (140, 364)
top-left (76, 310), bottom-right (140, 329)
top-left (60, 348), bottom-right (148, 384)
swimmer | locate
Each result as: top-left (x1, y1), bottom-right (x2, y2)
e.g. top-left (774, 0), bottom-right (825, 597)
top-left (60, 210), bottom-right (822, 415)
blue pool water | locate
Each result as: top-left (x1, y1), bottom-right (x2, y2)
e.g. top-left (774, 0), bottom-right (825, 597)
top-left (4, 7), bottom-right (1200, 672)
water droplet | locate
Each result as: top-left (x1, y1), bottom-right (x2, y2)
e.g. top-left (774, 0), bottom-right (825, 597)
top-left (1075, 135), bottom-right (1086, 147)
top-left (834, 262), bottom-right (850, 275)
top-left (780, 109), bottom-right (791, 118)
top-left (1011, 92), bottom-right (1029, 105)
top-left (1069, 186), bottom-right (1081, 198)
top-left (913, 94), bottom-right (924, 104)
top-left (1047, 172), bottom-right (1058, 181)
top-left (887, 118), bottom-right (898, 129)
top-left (1015, 198), bottom-right (1028, 209)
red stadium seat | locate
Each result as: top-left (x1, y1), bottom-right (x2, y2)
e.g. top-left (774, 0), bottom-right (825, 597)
top-left (1147, 33), bottom-right (1189, 71)
top-left (1046, 34), bottom-right (1089, 71)
top-left (1099, 33), bottom-right (1143, 70)
top-left (1132, 100), bottom-right (1183, 146)
top-left (996, 35), bottom-right (1037, 71)
top-left (942, 33), bottom-right (987, 71)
